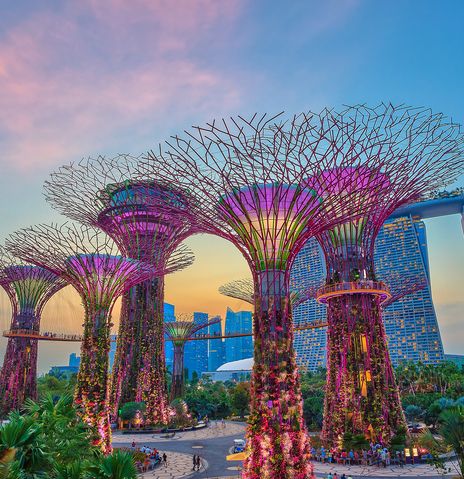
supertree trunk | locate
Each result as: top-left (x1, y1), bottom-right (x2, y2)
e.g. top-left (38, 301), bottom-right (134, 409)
top-left (75, 306), bottom-right (112, 454)
top-left (134, 278), bottom-right (169, 424)
top-left (243, 271), bottom-right (312, 479)
top-left (0, 312), bottom-right (39, 415)
top-left (171, 343), bottom-right (185, 401)
top-left (0, 338), bottom-right (38, 415)
top-left (110, 278), bottom-right (169, 425)
top-left (322, 293), bottom-right (406, 446)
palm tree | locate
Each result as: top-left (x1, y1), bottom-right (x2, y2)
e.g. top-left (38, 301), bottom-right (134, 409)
top-left (86, 450), bottom-right (137, 479)
top-left (0, 414), bottom-right (51, 478)
top-left (439, 406), bottom-right (464, 478)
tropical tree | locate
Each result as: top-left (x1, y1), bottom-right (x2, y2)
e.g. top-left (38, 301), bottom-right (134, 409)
top-left (439, 406), bottom-right (464, 478)
top-left (86, 450), bottom-right (137, 479)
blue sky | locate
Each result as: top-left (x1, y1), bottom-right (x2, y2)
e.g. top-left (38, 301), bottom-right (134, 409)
top-left (0, 0), bottom-right (463, 372)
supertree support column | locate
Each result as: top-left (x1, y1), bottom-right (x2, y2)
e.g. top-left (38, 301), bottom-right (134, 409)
top-left (0, 247), bottom-right (66, 415)
top-left (303, 105), bottom-right (464, 448)
top-left (164, 316), bottom-right (221, 400)
top-left (140, 113), bottom-right (365, 479)
top-left (5, 223), bottom-right (182, 453)
top-left (43, 155), bottom-right (196, 425)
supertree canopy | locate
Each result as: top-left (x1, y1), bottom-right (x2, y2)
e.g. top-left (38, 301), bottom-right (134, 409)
top-left (141, 113), bottom-right (366, 479)
top-left (219, 277), bottom-right (321, 308)
top-left (5, 223), bottom-right (183, 453)
top-left (303, 104), bottom-right (464, 447)
top-left (164, 315), bottom-right (221, 400)
top-left (43, 155), bottom-right (195, 425)
top-left (0, 247), bottom-right (66, 415)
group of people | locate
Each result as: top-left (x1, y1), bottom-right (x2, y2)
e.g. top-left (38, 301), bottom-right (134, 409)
top-left (192, 454), bottom-right (202, 471)
top-left (311, 445), bottom-right (407, 468)
top-left (130, 442), bottom-right (167, 473)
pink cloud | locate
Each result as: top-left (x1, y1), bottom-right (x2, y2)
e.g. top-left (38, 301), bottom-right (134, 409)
top-left (0, 0), bottom-right (245, 171)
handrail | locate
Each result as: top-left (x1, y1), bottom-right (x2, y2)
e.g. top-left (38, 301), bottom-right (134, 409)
top-left (316, 281), bottom-right (391, 304)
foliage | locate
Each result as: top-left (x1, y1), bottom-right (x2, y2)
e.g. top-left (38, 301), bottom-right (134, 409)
top-left (342, 432), bottom-right (369, 451)
top-left (230, 382), bottom-right (250, 418)
top-left (184, 380), bottom-right (231, 419)
top-left (37, 373), bottom-right (77, 400)
top-left (119, 402), bottom-right (145, 422)
top-left (0, 395), bottom-right (137, 478)
top-left (439, 406), bottom-right (464, 478)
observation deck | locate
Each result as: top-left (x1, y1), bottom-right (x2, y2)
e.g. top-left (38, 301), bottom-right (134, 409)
top-left (316, 281), bottom-right (391, 304)
top-left (389, 190), bottom-right (464, 220)
top-left (3, 330), bottom-right (84, 342)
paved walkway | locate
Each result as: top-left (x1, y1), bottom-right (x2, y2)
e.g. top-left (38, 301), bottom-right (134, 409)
top-left (114, 422), bottom-right (246, 445)
top-left (138, 451), bottom-right (209, 479)
top-left (312, 460), bottom-right (457, 477)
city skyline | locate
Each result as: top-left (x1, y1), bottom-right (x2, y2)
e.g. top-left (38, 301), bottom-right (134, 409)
top-left (0, 1), bottom-right (463, 373)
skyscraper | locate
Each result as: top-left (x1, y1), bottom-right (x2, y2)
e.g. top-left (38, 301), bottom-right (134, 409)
top-left (164, 303), bottom-right (175, 372)
top-left (376, 216), bottom-right (444, 364)
top-left (183, 312), bottom-right (209, 379)
top-left (291, 215), bottom-right (445, 370)
top-left (224, 307), bottom-right (253, 363)
top-left (290, 237), bottom-right (327, 372)
top-left (208, 319), bottom-right (225, 372)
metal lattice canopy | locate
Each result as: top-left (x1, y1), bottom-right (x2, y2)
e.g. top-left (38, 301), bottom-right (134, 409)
top-left (141, 112), bottom-right (371, 275)
top-left (44, 154), bottom-right (195, 268)
top-left (0, 246), bottom-right (67, 321)
top-left (218, 277), bottom-right (322, 307)
top-left (5, 223), bottom-right (189, 309)
top-left (164, 314), bottom-right (221, 346)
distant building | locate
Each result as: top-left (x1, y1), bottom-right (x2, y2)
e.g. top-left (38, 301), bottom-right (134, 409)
top-left (290, 237), bottom-right (327, 372)
top-left (109, 334), bottom-right (117, 371)
top-left (224, 308), bottom-right (253, 363)
top-left (164, 303), bottom-right (176, 372)
top-left (208, 319), bottom-right (225, 372)
top-left (49, 352), bottom-right (80, 378)
top-left (291, 216), bottom-right (445, 370)
top-left (184, 312), bottom-right (209, 379)
top-left (203, 357), bottom-right (252, 382)
top-left (445, 354), bottom-right (464, 368)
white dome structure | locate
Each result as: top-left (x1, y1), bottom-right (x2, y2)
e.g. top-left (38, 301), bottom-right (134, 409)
top-left (201, 357), bottom-right (253, 382)
top-left (216, 357), bottom-right (253, 372)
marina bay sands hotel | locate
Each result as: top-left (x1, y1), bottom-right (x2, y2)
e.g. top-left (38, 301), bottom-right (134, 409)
top-left (291, 189), bottom-right (464, 371)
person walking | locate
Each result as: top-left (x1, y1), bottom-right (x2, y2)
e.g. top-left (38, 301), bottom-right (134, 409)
top-left (163, 452), bottom-right (167, 467)
top-left (192, 454), bottom-right (197, 470)
top-left (196, 455), bottom-right (201, 471)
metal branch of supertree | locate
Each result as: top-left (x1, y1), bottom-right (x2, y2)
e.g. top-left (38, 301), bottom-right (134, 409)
top-left (164, 314), bottom-right (221, 400)
top-left (140, 112), bottom-right (376, 479)
top-left (219, 277), bottom-right (322, 307)
top-left (44, 154), bottom-right (196, 425)
top-left (302, 104), bottom-right (464, 448)
top-left (0, 246), bottom-right (66, 415)
top-left (5, 223), bottom-right (186, 453)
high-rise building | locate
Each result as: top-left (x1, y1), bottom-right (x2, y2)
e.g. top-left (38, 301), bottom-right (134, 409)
top-left (208, 319), bottom-right (225, 372)
top-left (164, 303), bottom-right (175, 372)
top-left (376, 216), bottom-right (444, 364)
top-left (291, 215), bottom-right (445, 370)
top-left (224, 308), bottom-right (253, 363)
top-left (184, 312), bottom-right (209, 379)
top-left (290, 237), bottom-right (327, 372)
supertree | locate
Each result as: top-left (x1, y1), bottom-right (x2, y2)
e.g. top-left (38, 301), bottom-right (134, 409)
top-left (5, 223), bottom-right (186, 452)
top-left (43, 155), bottom-right (195, 425)
top-left (140, 113), bottom-right (366, 479)
top-left (164, 315), bottom-right (221, 400)
top-left (0, 247), bottom-right (66, 415)
top-left (219, 277), bottom-right (321, 307)
top-left (303, 105), bottom-right (464, 447)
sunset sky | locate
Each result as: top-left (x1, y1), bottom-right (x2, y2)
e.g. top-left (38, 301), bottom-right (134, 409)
top-left (0, 0), bottom-right (463, 373)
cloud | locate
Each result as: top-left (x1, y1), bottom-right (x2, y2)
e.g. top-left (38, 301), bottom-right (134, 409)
top-left (0, 0), bottom-right (244, 172)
